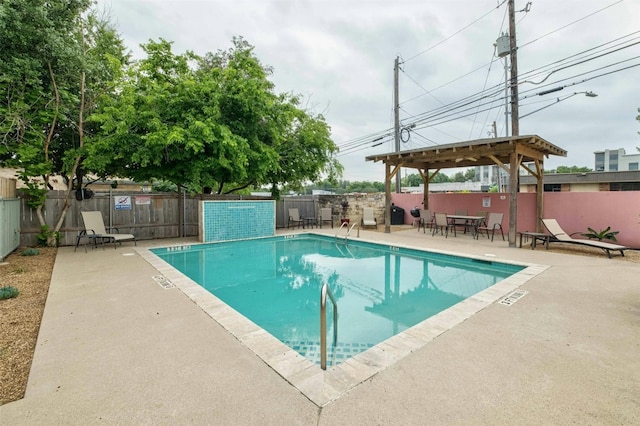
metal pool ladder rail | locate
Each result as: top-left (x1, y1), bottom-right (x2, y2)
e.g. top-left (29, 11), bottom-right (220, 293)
top-left (335, 221), bottom-right (358, 242)
top-left (320, 283), bottom-right (338, 370)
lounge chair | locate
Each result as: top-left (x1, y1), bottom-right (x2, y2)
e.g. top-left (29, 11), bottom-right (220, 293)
top-left (432, 212), bottom-right (456, 238)
top-left (476, 212), bottom-right (504, 241)
top-left (288, 208), bottom-right (304, 229)
top-left (361, 207), bottom-right (377, 229)
top-left (319, 208), bottom-right (333, 228)
top-left (79, 211), bottom-right (136, 249)
top-left (541, 218), bottom-right (628, 258)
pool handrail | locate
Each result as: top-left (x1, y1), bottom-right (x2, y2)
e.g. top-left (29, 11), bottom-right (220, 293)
top-left (335, 221), bottom-right (359, 242)
top-left (320, 282), bottom-right (338, 370)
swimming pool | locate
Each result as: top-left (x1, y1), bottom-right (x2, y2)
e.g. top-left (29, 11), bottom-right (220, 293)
top-left (151, 234), bottom-right (523, 367)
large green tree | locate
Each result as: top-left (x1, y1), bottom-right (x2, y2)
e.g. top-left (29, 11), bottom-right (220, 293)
top-left (0, 0), bottom-right (127, 244)
top-left (87, 37), bottom-right (341, 196)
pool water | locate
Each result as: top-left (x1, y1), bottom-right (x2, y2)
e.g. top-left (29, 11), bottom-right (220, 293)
top-left (152, 235), bottom-right (523, 366)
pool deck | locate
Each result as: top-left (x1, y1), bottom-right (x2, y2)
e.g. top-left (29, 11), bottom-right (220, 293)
top-left (2, 227), bottom-right (639, 424)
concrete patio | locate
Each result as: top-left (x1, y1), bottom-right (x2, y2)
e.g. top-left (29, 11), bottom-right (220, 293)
top-left (1, 227), bottom-right (639, 424)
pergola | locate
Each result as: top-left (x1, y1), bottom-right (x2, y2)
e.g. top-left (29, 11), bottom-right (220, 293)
top-left (365, 135), bottom-right (567, 247)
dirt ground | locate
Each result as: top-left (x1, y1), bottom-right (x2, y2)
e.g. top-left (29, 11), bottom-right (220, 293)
top-left (0, 241), bottom-right (638, 406)
top-left (0, 247), bottom-right (56, 406)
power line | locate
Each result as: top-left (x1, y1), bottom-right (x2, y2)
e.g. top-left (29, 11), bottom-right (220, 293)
top-left (336, 2), bottom-right (634, 157)
top-left (403, 1), bottom-right (507, 63)
top-left (398, 1), bottom-right (630, 115)
top-left (518, 0), bottom-right (625, 51)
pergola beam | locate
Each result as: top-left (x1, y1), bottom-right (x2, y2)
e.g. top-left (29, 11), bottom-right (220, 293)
top-left (367, 135), bottom-right (566, 246)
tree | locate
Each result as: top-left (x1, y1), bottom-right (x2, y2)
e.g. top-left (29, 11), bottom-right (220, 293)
top-left (402, 173), bottom-right (423, 187)
top-left (546, 165), bottom-right (592, 174)
top-left (430, 171), bottom-right (450, 183)
top-left (464, 168), bottom-right (476, 181)
top-left (87, 37), bottom-right (341, 197)
top-left (0, 0), bottom-right (127, 245)
top-left (452, 172), bottom-right (466, 182)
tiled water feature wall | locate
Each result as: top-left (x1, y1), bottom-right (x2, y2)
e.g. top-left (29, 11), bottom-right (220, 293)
top-left (199, 200), bottom-right (276, 242)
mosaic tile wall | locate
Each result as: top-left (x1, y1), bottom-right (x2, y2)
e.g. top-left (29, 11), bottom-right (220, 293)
top-left (200, 200), bottom-right (275, 242)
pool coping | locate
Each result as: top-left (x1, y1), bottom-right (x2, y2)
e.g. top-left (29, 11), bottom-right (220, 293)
top-left (135, 235), bottom-right (549, 407)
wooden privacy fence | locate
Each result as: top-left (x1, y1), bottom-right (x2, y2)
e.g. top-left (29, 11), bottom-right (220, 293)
top-left (17, 190), bottom-right (388, 247)
top-left (19, 191), bottom-right (284, 247)
top-left (19, 191), bottom-right (195, 247)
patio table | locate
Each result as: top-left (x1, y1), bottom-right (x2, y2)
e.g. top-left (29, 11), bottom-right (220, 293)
top-left (518, 231), bottom-right (551, 250)
top-left (447, 214), bottom-right (485, 237)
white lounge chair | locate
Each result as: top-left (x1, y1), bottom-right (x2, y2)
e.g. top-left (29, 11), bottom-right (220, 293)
top-left (541, 218), bottom-right (628, 258)
top-left (361, 207), bottom-right (377, 229)
top-left (79, 211), bottom-right (136, 250)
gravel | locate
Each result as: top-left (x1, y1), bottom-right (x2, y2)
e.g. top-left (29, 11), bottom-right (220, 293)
top-left (0, 247), bottom-right (56, 406)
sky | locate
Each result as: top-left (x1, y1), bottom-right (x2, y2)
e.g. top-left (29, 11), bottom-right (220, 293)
top-left (95, 0), bottom-right (640, 182)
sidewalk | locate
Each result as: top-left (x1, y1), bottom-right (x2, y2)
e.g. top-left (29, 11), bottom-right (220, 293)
top-left (1, 229), bottom-right (639, 424)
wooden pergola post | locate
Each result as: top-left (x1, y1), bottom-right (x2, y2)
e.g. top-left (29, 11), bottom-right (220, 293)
top-left (385, 162), bottom-right (391, 233)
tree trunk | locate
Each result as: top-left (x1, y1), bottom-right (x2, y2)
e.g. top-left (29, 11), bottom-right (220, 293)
top-left (50, 71), bottom-right (87, 246)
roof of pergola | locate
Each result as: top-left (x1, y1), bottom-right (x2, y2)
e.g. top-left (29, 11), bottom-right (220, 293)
top-left (365, 135), bottom-right (567, 170)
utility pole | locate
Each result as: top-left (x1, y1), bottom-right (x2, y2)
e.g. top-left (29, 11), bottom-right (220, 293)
top-left (508, 0), bottom-right (519, 136)
top-left (393, 56), bottom-right (401, 193)
top-left (507, 0), bottom-right (519, 247)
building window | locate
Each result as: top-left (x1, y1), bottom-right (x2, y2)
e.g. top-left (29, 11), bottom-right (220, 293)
top-left (595, 152), bottom-right (604, 171)
top-left (629, 162), bottom-right (639, 171)
top-left (611, 182), bottom-right (640, 191)
top-left (543, 183), bottom-right (562, 192)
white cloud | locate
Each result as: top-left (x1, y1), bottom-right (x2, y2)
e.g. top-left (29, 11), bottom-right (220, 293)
top-left (96, 0), bottom-right (640, 181)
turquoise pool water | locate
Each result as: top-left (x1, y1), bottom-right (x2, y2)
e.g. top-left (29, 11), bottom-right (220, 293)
top-left (152, 235), bottom-right (523, 366)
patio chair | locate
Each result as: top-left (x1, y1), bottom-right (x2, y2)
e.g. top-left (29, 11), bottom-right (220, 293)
top-left (418, 209), bottom-right (433, 233)
top-left (475, 211), bottom-right (488, 227)
top-left (452, 209), bottom-right (469, 233)
top-left (361, 207), bottom-right (377, 229)
top-left (288, 208), bottom-right (304, 229)
top-left (476, 212), bottom-right (504, 241)
top-left (432, 212), bottom-right (456, 238)
top-left (79, 211), bottom-right (136, 249)
top-left (319, 208), bottom-right (333, 228)
top-left (541, 218), bottom-right (628, 258)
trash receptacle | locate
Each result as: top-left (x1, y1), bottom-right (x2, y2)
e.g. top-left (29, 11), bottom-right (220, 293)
top-left (390, 205), bottom-right (405, 225)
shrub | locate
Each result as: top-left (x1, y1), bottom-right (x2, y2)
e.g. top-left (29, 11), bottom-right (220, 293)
top-left (36, 225), bottom-right (61, 247)
top-left (581, 227), bottom-right (619, 242)
top-left (21, 248), bottom-right (40, 256)
top-left (0, 286), bottom-right (20, 300)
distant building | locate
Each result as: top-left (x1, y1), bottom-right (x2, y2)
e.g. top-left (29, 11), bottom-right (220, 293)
top-left (472, 164), bottom-right (518, 191)
top-left (519, 170), bottom-right (640, 192)
top-left (594, 148), bottom-right (640, 171)
top-left (403, 182), bottom-right (489, 193)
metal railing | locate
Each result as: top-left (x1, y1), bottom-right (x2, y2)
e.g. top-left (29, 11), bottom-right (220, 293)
top-left (334, 221), bottom-right (358, 242)
top-left (320, 282), bottom-right (338, 370)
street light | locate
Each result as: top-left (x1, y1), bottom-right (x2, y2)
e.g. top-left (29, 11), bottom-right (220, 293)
top-left (519, 91), bottom-right (598, 119)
